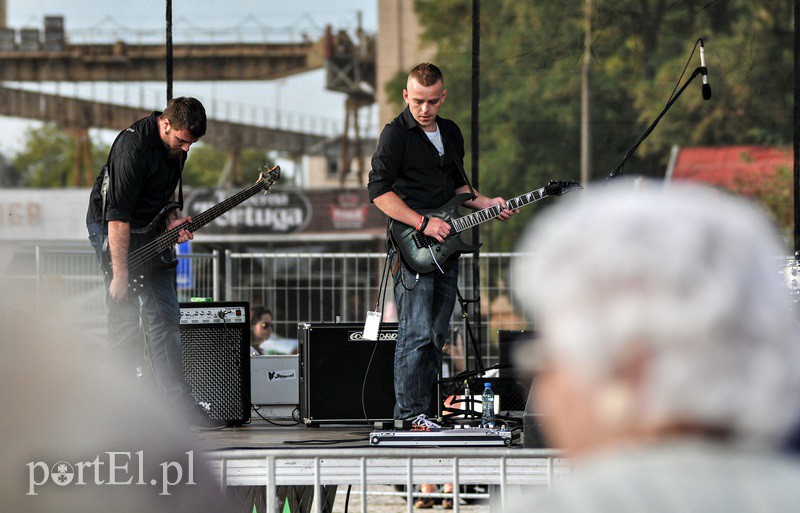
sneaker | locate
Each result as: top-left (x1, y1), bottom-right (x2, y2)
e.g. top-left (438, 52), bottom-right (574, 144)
top-left (413, 498), bottom-right (434, 509)
top-left (187, 404), bottom-right (227, 430)
top-left (441, 483), bottom-right (454, 509)
top-left (414, 484), bottom-right (436, 509)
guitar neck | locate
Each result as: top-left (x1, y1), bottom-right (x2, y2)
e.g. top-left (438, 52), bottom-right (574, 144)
top-left (153, 181), bottom-right (266, 252)
top-left (451, 186), bottom-right (549, 233)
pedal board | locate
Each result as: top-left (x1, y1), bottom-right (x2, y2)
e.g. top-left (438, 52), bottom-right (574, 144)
top-left (369, 427), bottom-right (514, 447)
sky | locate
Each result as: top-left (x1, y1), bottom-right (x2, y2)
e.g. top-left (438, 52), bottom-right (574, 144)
top-left (0, 0), bottom-right (379, 157)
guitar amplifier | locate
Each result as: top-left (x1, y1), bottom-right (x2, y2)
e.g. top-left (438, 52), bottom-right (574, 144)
top-left (298, 322), bottom-right (397, 426)
top-left (179, 302), bottom-right (250, 425)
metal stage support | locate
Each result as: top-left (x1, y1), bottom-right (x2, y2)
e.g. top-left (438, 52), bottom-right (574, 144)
top-left (207, 447), bottom-right (568, 513)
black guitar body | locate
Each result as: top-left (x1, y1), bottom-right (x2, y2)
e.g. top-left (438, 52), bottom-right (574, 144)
top-left (100, 202), bottom-right (180, 294)
top-left (390, 193), bottom-right (480, 274)
top-left (389, 180), bottom-right (582, 274)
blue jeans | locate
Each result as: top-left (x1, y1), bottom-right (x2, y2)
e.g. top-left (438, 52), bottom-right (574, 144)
top-left (392, 252), bottom-right (459, 419)
top-left (88, 223), bottom-right (193, 409)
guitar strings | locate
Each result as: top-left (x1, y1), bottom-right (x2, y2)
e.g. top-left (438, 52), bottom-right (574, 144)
top-left (125, 180), bottom-right (273, 270)
top-left (452, 186), bottom-right (545, 232)
top-left (127, 182), bottom-right (265, 266)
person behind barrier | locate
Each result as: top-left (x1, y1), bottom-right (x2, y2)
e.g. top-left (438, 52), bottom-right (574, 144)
top-left (509, 181), bottom-right (800, 513)
top-left (250, 306), bottom-right (295, 355)
top-left (85, 97), bottom-right (224, 430)
top-left (367, 62), bottom-right (516, 420)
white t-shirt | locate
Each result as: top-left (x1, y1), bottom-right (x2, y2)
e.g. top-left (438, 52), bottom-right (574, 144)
top-left (425, 125), bottom-right (445, 156)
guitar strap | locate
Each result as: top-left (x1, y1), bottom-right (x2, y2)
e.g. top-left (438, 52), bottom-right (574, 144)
top-left (99, 155), bottom-right (184, 224)
top-left (176, 153), bottom-right (185, 210)
top-left (100, 164), bottom-right (110, 226)
top-left (444, 136), bottom-right (476, 201)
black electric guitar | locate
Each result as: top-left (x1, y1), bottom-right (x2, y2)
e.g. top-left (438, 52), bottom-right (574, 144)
top-left (390, 180), bottom-right (582, 274)
top-left (101, 165), bottom-right (280, 293)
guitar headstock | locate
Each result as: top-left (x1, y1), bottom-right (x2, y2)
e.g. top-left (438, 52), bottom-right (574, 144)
top-left (545, 180), bottom-right (582, 196)
top-left (256, 165), bottom-right (281, 192)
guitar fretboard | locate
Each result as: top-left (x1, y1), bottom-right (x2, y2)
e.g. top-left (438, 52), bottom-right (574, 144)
top-left (451, 186), bottom-right (548, 233)
top-left (127, 177), bottom-right (275, 269)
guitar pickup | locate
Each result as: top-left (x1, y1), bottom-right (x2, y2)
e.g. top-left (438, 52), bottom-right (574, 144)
top-left (412, 232), bottom-right (436, 249)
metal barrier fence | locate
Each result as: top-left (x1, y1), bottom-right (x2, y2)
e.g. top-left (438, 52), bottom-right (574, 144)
top-left (1, 247), bottom-right (220, 346)
top-left (224, 251), bottom-right (532, 366)
top-left (10, 248), bottom-right (528, 351)
top-left (13, 248), bottom-right (800, 354)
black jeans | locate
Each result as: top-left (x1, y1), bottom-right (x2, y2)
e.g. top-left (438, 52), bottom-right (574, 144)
top-left (88, 223), bottom-right (194, 410)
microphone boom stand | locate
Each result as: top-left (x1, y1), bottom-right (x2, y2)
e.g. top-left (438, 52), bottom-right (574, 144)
top-left (602, 65), bottom-right (708, 185)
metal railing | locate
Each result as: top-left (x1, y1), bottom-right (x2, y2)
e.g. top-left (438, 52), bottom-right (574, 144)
top-left (15, 248), bottom-right (800, 354)
top-left (9, 247), bottom-right (529, 352)
top-left (206, 447), bottom-right (570, 513)
top-left (224, 251), bottom-right (532, 365)
top-left (2, 247), bottom-right (220, 347)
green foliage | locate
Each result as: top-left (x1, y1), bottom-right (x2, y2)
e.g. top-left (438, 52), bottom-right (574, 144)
top-left (182, 144), bottom-right (227, 186)
top-left (403, 0), bottom-right (792, 251)
top-left (0, 153), bottom-right (22, 187)
top-left (10, 125), bottom-right (273, 189)
top-left (12, 124), bottom-right (107, 187)
top-left (182, 145), bottom-right (272, 187)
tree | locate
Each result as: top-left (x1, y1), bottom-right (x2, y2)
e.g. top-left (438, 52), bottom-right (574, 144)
top-left (12, 124), bottom-right (108, 188)
top-left (402, 0), bottom-right (792, 251)
top-left (183, 145), bottom-right (272, 187)
top-left (0, 152), bottom-right (22, 187)
top-left (10, 126), bottom-right (272, 190)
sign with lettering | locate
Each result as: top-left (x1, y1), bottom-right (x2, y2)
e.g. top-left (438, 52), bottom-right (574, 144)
top-left (0, 188), bottom-right (387, 243)
top-left (185, 189), bottom-right (312, 234)
top-left (182, 188), bottom-right (386, 236)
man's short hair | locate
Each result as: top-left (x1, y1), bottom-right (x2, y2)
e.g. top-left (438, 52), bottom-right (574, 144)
top-left (162, 96), bottom-right (207, 138)
top-left (408, 62), bottom-right (444, 87)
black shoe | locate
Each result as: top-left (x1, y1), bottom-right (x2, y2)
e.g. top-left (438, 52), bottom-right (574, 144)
top-left (187, 405), bottom-right (227, 430)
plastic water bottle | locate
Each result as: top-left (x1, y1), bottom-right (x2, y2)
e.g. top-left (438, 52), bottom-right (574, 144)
top-left (481, 382), bottom-right (495, 428)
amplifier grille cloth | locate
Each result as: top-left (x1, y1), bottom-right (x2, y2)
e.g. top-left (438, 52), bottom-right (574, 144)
top-left (181, 327), bottom-right (244, 421)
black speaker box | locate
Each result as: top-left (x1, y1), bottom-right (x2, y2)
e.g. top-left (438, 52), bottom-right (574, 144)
top-left (179, 302), bottom-right (250, 426)
top-left (298, 322), bottom-right (396, 426)
top-left (497, 329), bottom-right (535, 412)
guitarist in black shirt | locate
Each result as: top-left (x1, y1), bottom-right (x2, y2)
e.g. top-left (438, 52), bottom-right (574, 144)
top-left (368, 63), bottom-right (516, 421)
top-left (86, 97), bottom-right (224, 430)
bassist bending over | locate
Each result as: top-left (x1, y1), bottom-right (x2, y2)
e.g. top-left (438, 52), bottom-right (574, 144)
top-left (86, 97), bottom-right (223, 430)
top-left (367, 63), bottom-right (516, 421)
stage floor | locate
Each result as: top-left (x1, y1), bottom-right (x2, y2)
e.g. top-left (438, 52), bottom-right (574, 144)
top-left (190, 418), bottom-right (376, 451)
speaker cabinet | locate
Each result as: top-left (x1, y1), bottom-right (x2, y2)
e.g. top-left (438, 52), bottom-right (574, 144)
top-left (497, 329), bottom-right (535, 412)
top-left (298, 322), bottom-right (396, 426)
top-left (179, 302), bottom-right (250, 426)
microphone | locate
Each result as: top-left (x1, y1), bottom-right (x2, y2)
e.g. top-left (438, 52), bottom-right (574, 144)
top-left (699, 40), bottom-right (711, 100)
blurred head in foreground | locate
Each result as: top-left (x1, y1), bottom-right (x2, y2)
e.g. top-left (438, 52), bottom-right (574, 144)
top-left (513, 180), bottom-right (800, 456)
top-left (0, 285), bottom-right (234, 512)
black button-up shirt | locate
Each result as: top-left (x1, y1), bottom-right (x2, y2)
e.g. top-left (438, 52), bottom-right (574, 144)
top-left (86, 112), bottom-right (184, 229)
top-left (368, 107), bottom-right (467, 211)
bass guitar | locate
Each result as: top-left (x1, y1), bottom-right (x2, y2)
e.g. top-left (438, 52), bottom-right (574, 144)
top-left (101, 165), bottom-right (280, 293)
top-left (390, 180), bottom-right (581, 274)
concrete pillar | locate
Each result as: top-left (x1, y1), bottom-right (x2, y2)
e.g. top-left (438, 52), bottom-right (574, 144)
top-left (376, 0), bottom-right (435, 125)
